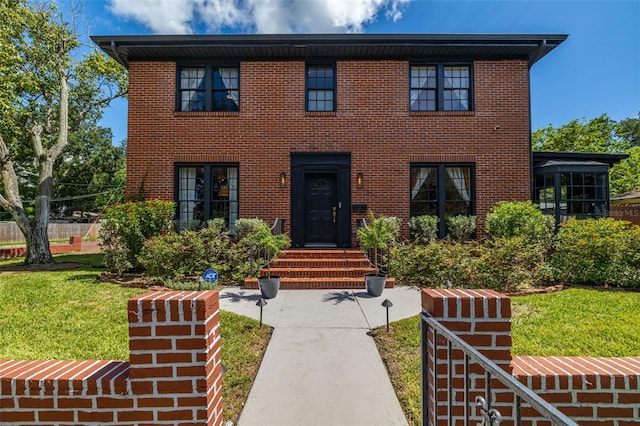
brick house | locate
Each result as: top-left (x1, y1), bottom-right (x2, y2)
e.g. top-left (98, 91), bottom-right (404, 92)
top-left (92, 34), bottom-right (568, 248)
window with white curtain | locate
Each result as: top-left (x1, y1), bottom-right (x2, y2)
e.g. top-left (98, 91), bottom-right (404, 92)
top-left (410, 164), bottom-right (474, 237)
top-left (410, 64), bottom-right (472, 112)
top-left (177, 65), bottom-right (240, 112)
top-left (176, 164), bottom-right (239, 230)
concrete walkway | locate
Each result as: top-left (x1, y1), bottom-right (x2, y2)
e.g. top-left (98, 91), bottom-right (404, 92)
top-left (219, 286), bottom-right (422, 426)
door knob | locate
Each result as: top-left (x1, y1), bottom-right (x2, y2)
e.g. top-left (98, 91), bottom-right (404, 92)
top-left (332, 207), bottom-right (337, 223)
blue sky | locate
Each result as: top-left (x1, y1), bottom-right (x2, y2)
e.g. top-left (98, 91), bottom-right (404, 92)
top-left (79, 0), bottom-right (640, 144)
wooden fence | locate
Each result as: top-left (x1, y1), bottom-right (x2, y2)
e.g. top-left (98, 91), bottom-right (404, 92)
top-left (0, 222), bottom-right (101, 243)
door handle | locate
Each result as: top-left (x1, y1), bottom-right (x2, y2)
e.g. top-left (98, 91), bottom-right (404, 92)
top-left (332, 207), bottom-right (337, 223)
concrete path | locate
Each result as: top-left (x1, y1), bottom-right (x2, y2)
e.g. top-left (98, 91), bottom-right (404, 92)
top-left (219, 286), bottom-right (422, 426)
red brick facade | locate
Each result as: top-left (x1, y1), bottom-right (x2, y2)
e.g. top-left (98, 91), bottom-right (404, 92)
top-left (125, 58), bottom-right (531, 243)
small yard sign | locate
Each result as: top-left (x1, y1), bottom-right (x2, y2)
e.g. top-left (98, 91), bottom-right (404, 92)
top-left (203, 269), bottom-right (219, 284)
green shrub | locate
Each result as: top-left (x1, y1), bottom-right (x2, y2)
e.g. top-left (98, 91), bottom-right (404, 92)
top-left (446, 215), bottom-right (476, 241)
top-left (235, 218), bottom-right (290, 278)
top-left (138, 223), bottom-right (251, 285)
top-left (391, 237), bottom-right (548, 293)
top-left (358, 211), bottom-right (401, 273)
top-left (409, 215), bottom-right (439, 243)
top-left (100, 200), bottom-right (175, 274)
top-left (485, 201), bottom-right (555, 249)
top-left (390, 241), bottom-right (478, 288)
top-left (473, 237), bottom-right (547, 292)
top-left (552, 218), bottom-right (640, 288)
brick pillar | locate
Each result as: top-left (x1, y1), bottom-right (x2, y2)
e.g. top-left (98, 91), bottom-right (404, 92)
top-left (422, 289), bottom-right (512, 426)
top-left (69, 236), bottom-right (82, 250)
top-left (128, 290), bottom-right (223, 426)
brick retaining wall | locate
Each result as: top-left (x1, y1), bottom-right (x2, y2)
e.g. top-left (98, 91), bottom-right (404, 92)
top-left (0, 237), bottom-right (83, 259)
top-left (422, 289), bottom-right (640, 425)
top-left (0, 291), bottom-right (223, 426)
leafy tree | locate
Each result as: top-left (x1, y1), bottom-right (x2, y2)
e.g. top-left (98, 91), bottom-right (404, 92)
top-left (609, 146), bottom-right (640, 195)
top-left (52, 126), bottom-right (126, 217)
top-left (0, 1), bottom-right (127, 264)
top-left (532, 114), bottom-right (625, 153)
top-left (616, 112), bottom-right (640, 148)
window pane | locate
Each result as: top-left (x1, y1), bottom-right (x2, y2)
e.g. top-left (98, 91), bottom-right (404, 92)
top-left (177, 166), bottom-right (205, 227)
top-left (181, 90), bottom-right (206, 112)
top-left (213, 90), bottom-right (240, 111)
top-left (308, 90), bottom-right (333, 111)
top-left (214, 67), bottom-right (239, 89)
top-left (443, 89), bottom-right (469, 111)
top-left (445, 167), bottom-right (471, 201)
top-left (410, 66), bottom-right (436, 89)
top-left (444, 66), bottom-right (470, 89)
top-left (410, 89), bottom-right (436, 111)
top-left (180, 67), bottom-right (205, 89)
top-left (410, 167), bottom-right (437, 201)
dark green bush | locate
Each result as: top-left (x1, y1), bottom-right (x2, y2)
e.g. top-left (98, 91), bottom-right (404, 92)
top-left (391, 236), bottom-right (548, 293)
top-left (446, 215), bottom-right (476, 241)
top-left (473, 237), bottom-right (547, 292)
top-left (485, 201), bottom-right (555, 250)
top-left (552, 218), bottom-right (640, 288)
top-left (138, 223), bottom-right (251, 284)
top-left (100, 200), bottom-right (175, 274)
top-left (390, 241), bottom-right (478, 288)
top-left (408, 215), bottom-right (439, 243)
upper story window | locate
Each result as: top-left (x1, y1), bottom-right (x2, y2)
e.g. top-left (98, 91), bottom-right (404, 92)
top-left (178, 65), bottom-right (239, 112)
top-left (410, 64), bottom-right (472, 112)
top-left (306, 64), bottom-right (335, 112)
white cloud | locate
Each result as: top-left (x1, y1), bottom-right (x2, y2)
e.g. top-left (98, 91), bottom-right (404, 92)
top-left (108, 0), bottom-right (411, 34)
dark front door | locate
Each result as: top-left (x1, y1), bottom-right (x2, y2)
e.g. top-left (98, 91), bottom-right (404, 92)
top-left (290, 153), bottom-right (351, 248)
top-left (304, 173), bottom-right (337, 246)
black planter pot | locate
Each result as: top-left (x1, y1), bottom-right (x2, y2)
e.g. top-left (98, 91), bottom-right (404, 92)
top-left (365, 273), bottom-right (386, 297)
top-left (258, 276), bottom-right (281, 299)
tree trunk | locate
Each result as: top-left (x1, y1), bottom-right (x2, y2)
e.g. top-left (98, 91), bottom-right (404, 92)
top-left (24, 222), bottom-right (53, 265)
top-left (23, 157), bottom-right (55, 265)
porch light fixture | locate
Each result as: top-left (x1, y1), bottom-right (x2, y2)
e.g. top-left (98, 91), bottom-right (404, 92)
top-left (357, 172), bottom-right (363, 189)
top-left (279, 172), bottom-right (286, 188)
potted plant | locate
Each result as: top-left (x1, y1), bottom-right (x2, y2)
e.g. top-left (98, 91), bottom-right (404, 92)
top-left (236, 218), bottom-right (290, 299)
top-left (357, 210), bottom-right (401, 297)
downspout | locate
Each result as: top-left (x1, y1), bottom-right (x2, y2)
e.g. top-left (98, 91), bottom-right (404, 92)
top-left (110, 40), bottom-right (128, 69)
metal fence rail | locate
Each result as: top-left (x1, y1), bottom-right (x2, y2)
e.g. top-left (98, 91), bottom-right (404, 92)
top-left (421, 313), bottom-right (578, 426)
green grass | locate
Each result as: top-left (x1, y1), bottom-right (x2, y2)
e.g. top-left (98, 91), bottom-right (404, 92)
top-left (511, 288), bottom-right (640, 356)
top-left (0, 264), bottom-right (144, 360)
top-left (0, 253), bottom-right (272, 424)
top-left (373, 287), bottom-right (640, 426)
top-left (372, 318), bottom-right (422, 426)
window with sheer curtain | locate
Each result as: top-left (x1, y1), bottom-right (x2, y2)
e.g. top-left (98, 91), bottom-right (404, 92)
top-left (410, 64), bottom-right (472, 112)
top-left (177, 65), bottom-right (239, 112)
top-left (410, 164), bottom-right (474, 237)
top-left (176, 164), bottom-right (239, 231)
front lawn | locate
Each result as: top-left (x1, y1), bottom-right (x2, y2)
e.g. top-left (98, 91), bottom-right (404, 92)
top-left (373, 287), bottom-right (640, 426)
top-left (0, 253), bottom-right (271, 425)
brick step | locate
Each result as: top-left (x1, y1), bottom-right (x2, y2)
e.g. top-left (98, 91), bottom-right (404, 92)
top-left (277, 249), bottom-right (367, 260)
top-left (272, 258), bottom-right (371, 268)
top-left (244, 277), bottom-right (395, 290)
top-left (260, 267), bottom-right (376, 278)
